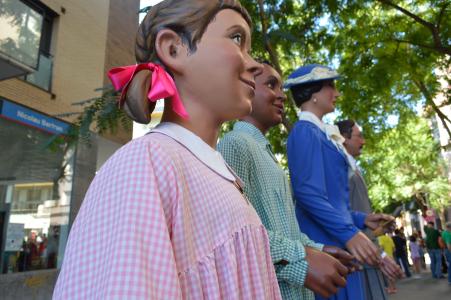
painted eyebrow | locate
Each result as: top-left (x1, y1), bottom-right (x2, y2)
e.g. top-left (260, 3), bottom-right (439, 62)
top-left (226, 25), bottom-right (249, 44)
top-left (265, 75), bottom-right (281, 85)
top-left (226, 24), bottom-right (247, 34)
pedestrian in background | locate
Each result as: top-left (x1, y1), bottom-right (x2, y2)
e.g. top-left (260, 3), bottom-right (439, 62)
top-left (378, 232), bottom-right (398, 294)
top-left (409, 235), bottom-right (422, 278)
top-left (417, 235), bottom-right (427, 270)
top-left (441, 222), bottom-right (451, 285)
top-left (392, 229), bottom-right (412, 278)
top-left (424, 221), bottom-right (443, 279)
top-left (438, 227), bottom-right (448, 275)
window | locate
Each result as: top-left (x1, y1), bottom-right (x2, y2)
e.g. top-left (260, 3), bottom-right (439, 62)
top-left (0, 0), bottom-right (43, 68)
top-left (21, 0), bottom-right (57, 91)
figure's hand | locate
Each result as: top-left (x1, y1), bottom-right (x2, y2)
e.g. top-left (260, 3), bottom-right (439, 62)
top-left (345, 232), bottom-right (380, 266)
top-left (365, 213), bottom-right (395, 233)
top-left (322, 245), bottom-right (360, 273)
top-left (304, 247), bottom-right (348, 298)
top-left (379, 255), bottom-right (404, 281)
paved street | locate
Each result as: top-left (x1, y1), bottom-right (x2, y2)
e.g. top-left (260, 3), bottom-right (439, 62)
top-left (389, 270), bottom-right (450, 300)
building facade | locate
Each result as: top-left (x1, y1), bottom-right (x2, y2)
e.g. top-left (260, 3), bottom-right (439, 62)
top-left (432, 67), bottom-right (451, 222)
top-left (0, 0), bottom-right (140, 298)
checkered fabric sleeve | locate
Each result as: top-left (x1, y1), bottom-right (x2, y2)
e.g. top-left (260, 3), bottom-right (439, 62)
top-left (299, 231), bottom-right (324, 251)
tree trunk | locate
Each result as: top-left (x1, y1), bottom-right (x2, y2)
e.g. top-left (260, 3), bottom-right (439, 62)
top-left (413, 79), bottom-right (451, 143)
top-left (256, 0), bottom-right (294, 132)
top-left (257, 0), bottom-right (282, 75)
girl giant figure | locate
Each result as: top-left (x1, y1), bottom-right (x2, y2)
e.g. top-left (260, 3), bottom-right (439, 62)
top-left (53, 1), bottom-right (281, 299)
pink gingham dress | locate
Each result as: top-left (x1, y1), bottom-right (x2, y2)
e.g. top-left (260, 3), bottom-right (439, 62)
top-left (53, 122), bottom-right (281, 299)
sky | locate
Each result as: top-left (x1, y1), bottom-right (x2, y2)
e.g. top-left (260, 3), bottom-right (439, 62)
top-left (140, 1), bottom-right (162, 11)
top-left (140, 0), bottom-right (162, 7)
top-left (139, 0), bottom-right (163, 22)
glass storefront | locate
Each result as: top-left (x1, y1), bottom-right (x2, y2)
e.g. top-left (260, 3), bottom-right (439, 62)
top-left (0, 99), bottom-right (72, 273)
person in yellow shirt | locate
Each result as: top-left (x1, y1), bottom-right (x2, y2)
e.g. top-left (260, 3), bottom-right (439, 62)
top-left (378, 232), bottom-right (397, 294)
top-left (378, 233), bottom-right (395, 258)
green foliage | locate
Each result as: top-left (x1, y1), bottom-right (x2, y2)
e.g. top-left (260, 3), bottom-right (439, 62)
top-left (74, 87), bottom-right (131, 140)
top-left (240, 0), bottom-right (450, 210)
top-left (48, 87), bottom-right (130, 150)
top-left (241, 0), bottom-right (450, 136)
top-left (327, 0), bottom-right (451, 136)
top-left (360, 116), bottom-right (450, 211)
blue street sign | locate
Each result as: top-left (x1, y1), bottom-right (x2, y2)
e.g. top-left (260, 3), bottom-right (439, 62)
top-left (0, 99), bottom-right (70, 135)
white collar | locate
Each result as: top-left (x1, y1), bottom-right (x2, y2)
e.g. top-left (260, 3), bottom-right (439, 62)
top-left (348, 155), bottom-right (357, 171)
top-left (297, 111), bottom-right (324, 131)
top-left (297, 111), bottom-right (345, 145)
top-left (347, 155), bottom-right (358, 178)
top-left (297, 111), bottom-right (356, 172)
top-left (150, 122), bottom-right (237, 182)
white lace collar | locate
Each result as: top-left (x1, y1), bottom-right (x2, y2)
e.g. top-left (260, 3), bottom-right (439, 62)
top-left (151, 122), bottom-right (237, 182)
top-left (297, 111), bottom-right (356, 172)
top-left (297, 111), bottom-right (323, 130)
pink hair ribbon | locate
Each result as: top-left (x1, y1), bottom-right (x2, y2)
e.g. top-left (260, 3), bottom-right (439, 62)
top-left (107, 63), bottom-right (189, 119)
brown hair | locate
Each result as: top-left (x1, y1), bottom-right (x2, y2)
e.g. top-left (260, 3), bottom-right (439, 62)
top-left (289, 81), bottom-right (325, 108)
top-left (336, 119), bottom-right (356, 139)
top-left (124, 0), bottom-right (252, 123)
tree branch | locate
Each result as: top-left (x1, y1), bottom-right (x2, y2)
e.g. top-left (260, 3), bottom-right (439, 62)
top-left (392, 39), bottom-right (451, 56)
top-left (377, 0), bottom-right (445, 55)
top-left (257, 0), bottom-right (282, 75)
top-left (436, 2), bottom-right (450, 32)
top-left (376, 0), bottom-right (435, 30)
top-left (413, 79), bottom-right (451, 140)
top-left (430, 96), bottom-right (451, 124)
top-left (256, 0), bottom-right (293, 132)
top-left (281, 112), bottom-right (293, 132)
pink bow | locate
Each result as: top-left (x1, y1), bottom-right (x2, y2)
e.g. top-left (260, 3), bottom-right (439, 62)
top-left (107, 63), bottom-right (189, 119)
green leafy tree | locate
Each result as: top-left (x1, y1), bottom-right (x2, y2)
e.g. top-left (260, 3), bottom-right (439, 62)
top-left (240, 0), bottom-right (450, 141)
top-left (239, 0), bottom-right (451, 211)
top-left (360, 116), bottom-right (450, 212)
top-left (326, 0), bottom-right (451, 139)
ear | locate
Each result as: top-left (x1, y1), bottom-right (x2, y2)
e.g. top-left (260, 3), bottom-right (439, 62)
top-left (155, 29), bottom-right (188, 75)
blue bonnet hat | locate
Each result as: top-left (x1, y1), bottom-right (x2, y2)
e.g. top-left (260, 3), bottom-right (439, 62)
top-left (284, 64), bottom-right (340, 89)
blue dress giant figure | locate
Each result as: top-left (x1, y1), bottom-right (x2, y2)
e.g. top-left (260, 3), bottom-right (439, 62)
top-left (285, 65), bottom-right (384, 300)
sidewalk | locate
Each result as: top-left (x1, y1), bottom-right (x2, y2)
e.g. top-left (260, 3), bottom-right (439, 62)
top-left (388, 271), bottom-right (450, 300)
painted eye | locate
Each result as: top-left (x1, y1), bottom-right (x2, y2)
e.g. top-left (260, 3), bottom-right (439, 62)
top-left (267, 82), bottom-right (275, 89)
top-left (326, 81), bottom-right (335, 88)
top-left (266, 80), bottom-right (278, 89)
top-left (231, 33), bottom-right (242, 45)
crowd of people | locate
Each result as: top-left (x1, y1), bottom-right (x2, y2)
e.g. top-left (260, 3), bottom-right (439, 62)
top-left (52, 1), bottom-right (450, 299)
top-left (3, 227), bottom-right (60, 273)
top-left (377, 223), bottom-right (451, 294)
